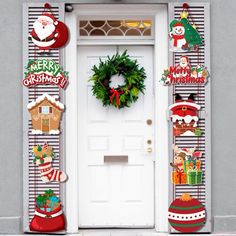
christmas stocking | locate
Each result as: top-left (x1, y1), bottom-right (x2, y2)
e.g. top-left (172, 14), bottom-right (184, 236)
top-left (32, 143), bottom-right (67, 183)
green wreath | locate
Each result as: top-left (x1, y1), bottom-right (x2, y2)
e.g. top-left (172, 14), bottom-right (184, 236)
top-left (90, 51), bottom-right (146, 109)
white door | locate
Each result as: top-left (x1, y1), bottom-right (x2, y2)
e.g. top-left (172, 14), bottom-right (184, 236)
top-left (77, 45), bottom-right (155, 228)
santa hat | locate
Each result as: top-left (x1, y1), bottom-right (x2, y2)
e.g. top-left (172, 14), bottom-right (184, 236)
top-left (41, 12), bottom-right (58, 25)
top-left (169, 94), bottom-right (201, 117)
top-left (180, 56), bottom-right (189, 63)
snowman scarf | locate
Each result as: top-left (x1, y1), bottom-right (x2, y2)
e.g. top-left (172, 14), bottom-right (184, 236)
top-left (172, 34), bottom-right (185, 46)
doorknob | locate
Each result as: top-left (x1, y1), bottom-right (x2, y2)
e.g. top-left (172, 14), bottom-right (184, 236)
top-left (147, 139), bottom-right (152, 145)
top-left (146, 119), bottom-right (152, 125)
top-left (147, 147), bottom-right (152, 153)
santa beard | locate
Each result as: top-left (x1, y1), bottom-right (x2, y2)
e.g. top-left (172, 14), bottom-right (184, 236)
top-left (33, 20), bottom-right (56, 41)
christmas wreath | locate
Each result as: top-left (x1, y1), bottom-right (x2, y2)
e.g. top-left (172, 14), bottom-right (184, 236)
top-left (90, 51), bottom-right (146, 109)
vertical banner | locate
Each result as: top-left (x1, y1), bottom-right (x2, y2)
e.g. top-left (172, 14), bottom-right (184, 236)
top-left (22, 3), bottom-right (66, 232)
top-left (168, 3), bottom-right (211, 233)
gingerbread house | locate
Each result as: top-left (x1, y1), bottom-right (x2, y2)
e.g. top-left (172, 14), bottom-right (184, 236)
top-left (27, 93), bottom-right (64, 134)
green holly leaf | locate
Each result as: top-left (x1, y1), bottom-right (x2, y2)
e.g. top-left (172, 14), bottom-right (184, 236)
top-left (44, 189), bottom-right (54, 198)
top-left (37, 145), bottom-right (42, 151)
top-left (195, 128), bottom-right (202, 136)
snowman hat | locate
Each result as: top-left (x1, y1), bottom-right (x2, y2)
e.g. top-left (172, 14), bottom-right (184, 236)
top-left (41, 12), bottom-right (58, 25)
top-left (170, 20), bottom-right (184, 31)
top-left (173, 22), bottom-right (184, 27)
top-left (169, 94), bottom-right (201, 116)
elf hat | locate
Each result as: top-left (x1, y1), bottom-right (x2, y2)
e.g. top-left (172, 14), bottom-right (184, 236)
top-left (41, 12), bottom-right (58, 25)
top-left (169, 94), bottom-right (201, 117)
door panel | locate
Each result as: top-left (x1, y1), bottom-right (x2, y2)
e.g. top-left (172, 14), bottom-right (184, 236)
top-left (78, 45), bottom-right (155, 228)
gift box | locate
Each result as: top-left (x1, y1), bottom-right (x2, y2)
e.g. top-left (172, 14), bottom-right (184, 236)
top-left (184, 160), bottom-right (201, 173)
top-left (187, 169), bottom-right (203, 185)
top-left (172, 170), bottom-right (187, 184)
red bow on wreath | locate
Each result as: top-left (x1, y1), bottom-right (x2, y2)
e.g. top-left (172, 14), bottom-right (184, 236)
top-left (109, 88), bottom-right (123, 107)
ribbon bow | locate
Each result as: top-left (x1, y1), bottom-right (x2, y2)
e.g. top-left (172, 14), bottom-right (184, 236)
top-left (109, 88), bottom-right (123, 107)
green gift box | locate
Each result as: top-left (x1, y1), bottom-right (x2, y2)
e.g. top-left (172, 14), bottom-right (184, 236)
top-left (187, 169), bottom-right (203, 185)
top-left (184, 160), bottom-right (201, 173)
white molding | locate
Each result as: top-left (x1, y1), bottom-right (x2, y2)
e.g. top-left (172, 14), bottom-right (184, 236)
top-left (154, 5), bottom-right (169, 232)
top-left (77, 40), bottom-right (155, 45)
top-left (73, 4), bottom-right (164, 15)
top-left (65, 4), bottom-right (169, 233)
top-left (65, 12), bottom-right (79, 233)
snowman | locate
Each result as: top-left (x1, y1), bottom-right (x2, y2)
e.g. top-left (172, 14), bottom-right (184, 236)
top-left (169, 22), bottom-right (187, 52)
top-left (29, 12), bottom-right (68, 52)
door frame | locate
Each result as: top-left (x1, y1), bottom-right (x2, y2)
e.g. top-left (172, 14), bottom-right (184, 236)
top-left (65, 4), bottom-right (169, 233)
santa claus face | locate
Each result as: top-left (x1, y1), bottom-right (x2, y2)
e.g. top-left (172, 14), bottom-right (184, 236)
top-left (180, 57), bottom-right (188, 67)
top-left (33, 16), bottom-right (55, 41)
top-left (173, 26), bottom-right (185, 36)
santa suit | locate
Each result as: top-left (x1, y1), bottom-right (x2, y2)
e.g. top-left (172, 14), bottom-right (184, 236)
top-left (30, 13), bottom-right (68, 51)
top-left (30, 28), bottom-right (57, 50)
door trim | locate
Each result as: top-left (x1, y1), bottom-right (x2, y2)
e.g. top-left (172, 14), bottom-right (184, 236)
top-left (65, 4), bottom-right (169, 233)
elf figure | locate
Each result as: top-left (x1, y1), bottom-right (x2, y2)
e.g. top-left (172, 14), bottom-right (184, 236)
top-left (32, 143), bottom-right (67, 183)
top-left (29, 4), bottom-right (68, 52)
top-left (169, 10), bottom-right (202, 52)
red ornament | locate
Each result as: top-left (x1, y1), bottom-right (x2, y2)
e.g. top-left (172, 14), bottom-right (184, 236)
top-left (168, 193), bottom-right (206, 233)
top-left (29, 5), bottom-right (69, 52)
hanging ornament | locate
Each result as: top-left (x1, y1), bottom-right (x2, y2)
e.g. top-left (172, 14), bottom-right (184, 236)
top-left (170, 145), bottom-right (203, 185)
top-left (169, 3), bottom-right (203, 52)
top-left (168, 193), bottom-right (206, 233)
top-left (30, 189), bottom-right (66, 232)
top-left (169, 94), bottom-right (202, 136)
top-left (90, 50), bottom-right (146, 109)
top-left (23, 59), bottom-right (69, 89)
top-left (160, 56), bottom-right (209, 85)
top-left (27, 93), bottom-right (65, 135)
top-left (32, 143), bottom-right (67, 183)
top-left (29, 3), bottom-right (69, 52)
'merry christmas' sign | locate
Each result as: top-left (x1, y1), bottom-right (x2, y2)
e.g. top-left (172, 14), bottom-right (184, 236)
top-left (23, 59), bottom-right (69, 89)
top-left (160, 56), bottom-right (209, 85)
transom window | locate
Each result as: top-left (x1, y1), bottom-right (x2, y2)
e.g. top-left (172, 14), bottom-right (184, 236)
top-left (78, 18), bottom-right (153, 38)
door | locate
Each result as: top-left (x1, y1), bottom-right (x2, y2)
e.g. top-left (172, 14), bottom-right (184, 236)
top-left (42, 119), bottom-right (49, 132)
top-left (77, 45), bottom-right (155, 228)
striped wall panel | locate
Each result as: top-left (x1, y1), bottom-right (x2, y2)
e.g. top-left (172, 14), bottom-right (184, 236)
top-left (168, 3), bottom-right (211, 233)
top-left (23, 3), bottom-right (65, 232)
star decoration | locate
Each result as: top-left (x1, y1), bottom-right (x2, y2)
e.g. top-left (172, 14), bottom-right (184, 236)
top-left (180, 11), bottom-right (189, 19)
